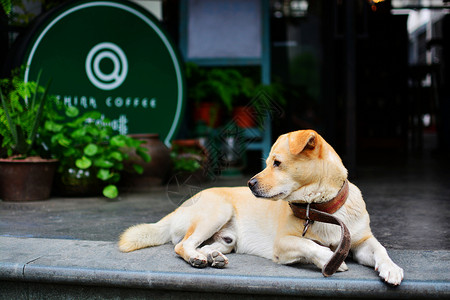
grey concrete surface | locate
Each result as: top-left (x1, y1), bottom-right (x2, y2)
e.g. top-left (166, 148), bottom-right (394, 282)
top-left (0, 151), bottom-right (449, 298)
top-left (1, 236), bottom-right (449, 299)
top-left (0, 158), bottom-right (448, 250)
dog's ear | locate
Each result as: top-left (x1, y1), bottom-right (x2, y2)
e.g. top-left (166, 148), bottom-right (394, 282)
top-left (288, 130), bottom-right (317, 155)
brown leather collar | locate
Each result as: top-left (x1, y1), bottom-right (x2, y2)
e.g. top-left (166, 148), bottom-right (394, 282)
top-left (290, 180), bottom-right (349, 217)
top-left (289, 180), bottom-right (351, 277)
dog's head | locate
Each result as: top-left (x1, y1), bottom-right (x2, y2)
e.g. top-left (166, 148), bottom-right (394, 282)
top-left (248, 130), bottom-right (347, 203)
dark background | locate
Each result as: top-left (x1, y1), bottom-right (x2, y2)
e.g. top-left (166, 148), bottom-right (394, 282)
top-left (2, 0), bottom-right (450, 176)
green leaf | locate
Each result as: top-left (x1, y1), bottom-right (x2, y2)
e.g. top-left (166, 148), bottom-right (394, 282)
top-left (82, 111), bottom-right (102, 120)
top-left (103, 185), bottom-right (118, 199)
top-left (71, 127), bottom-right (87, 138)
top-left (132, 164), bottom-right (144, 174)
top-left (27, 77), bottom-right (51, 154)
top-left (30, 70), bottom-right (42, 110)
top-left (97, 169), bottom-right (112, 181)
top-left (1, 0), bottom-right (12, 15)
top-left (66, 106), bottom-right (79, 118)
top-left (58, 137), bottom-right (71, 147)
top-left (99, 128), bottom-right (110, 139)
top-left (76, 156), bottom-right (92, 169)
top-left (94, 158), bottom-right (114, 168)
top-left (125, 136), bottom-right (143, 148)
top-left (52, 133), bottom-right (71, 147)
top-left (84, 143), bottom-right (98, 156)
top-left (63, 148), bottom-right (76, 157)
top-left (136, 147), bottom-right (151, 163)
top-left (86, 126), bottom-right (100, 137)
top-left (0, 88), bottom-right (18, 146)
top-left (110, 135), bottom-right (126, 147)
top-left (45, 120), bottom-right (63, 132)
top-left (109, 151), bottom-right (123, 161)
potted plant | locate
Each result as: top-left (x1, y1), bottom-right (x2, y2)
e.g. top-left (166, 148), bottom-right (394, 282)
top-left (233, 80), bottom-right (287, 128)
top-left (186, 63), bottom-right (286, 130)
top-left (0, 71), bottom-right (57, 201)
top-left (186, 63), bottom-right (247, 129)
top-left (42, 105), bottom-right (151, 199)
top-left (120, 133), bottom-right (171, 190)
top-left (169, 139), bottom-right (208, 183)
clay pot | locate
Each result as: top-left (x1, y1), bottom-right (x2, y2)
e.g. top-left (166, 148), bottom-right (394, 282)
top-left (0, 157), bottom-right (58, 201)
top-left (121, 134), bottom-right (171, 189)
top-left (232, 106), bottom-right (256, 128)
top-left (194, 102), bottom-right (222, 128)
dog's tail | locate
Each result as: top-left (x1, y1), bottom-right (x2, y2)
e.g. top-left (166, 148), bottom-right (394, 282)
top-left (118, 213), bottom-right (173, 252)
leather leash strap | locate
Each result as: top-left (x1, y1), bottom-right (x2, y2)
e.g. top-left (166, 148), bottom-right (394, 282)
top-left (289, 180), bottom-right (351, 277)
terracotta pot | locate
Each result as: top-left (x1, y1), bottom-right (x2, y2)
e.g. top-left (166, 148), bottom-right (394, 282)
top-left (171, 139), bottom-right (207, 157)
top-left (121, 134), bottom-right (171, 189)
top-left (0, 157), bottom-right (58, 201)
top-left (232, 106), bottom-right (256, 128)
top-left (194, 102), bottom-right (221, 128)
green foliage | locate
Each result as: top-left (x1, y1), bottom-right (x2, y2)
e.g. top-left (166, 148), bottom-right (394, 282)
top-left (0, 69), bottom-right (52, 157)
top-left (0, 66), bottom-right (151, 199)
top-left (1, 0), bottom-right (11, 15)
top-left (170, 144), bottom-right (203, 173)
top-left (103, 185), bottom-right (118, 199)
top-left (42, 105), bottom-right (151, 199)
top-left (185, 63), bottom-right (286, 115)
top-left (185, 63), bottom-right (252, 112)
top-left (5, 0), bottom-right (68, 25)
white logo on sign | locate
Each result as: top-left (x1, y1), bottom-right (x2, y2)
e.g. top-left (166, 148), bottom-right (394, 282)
top-left (85, 42), bottom-right (128, 90)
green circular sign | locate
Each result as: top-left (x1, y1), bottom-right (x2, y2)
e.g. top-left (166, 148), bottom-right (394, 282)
top-left (21, 0), bottom-right (185, 146)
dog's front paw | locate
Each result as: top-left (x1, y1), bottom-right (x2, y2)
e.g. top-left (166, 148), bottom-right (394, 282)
top-left (189, 254), bottom-right (208, 268)
top-left (376, 260), bottom-right (404, 285)
top-left (337, 261), bottom-right (348, 272)
top-left (314, 248), bottom-right (348, 272)
top-left (207, 250), bottom-right (229, 268)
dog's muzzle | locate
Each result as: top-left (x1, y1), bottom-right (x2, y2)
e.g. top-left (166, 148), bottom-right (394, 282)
top-left (248, 177), bottom-right (260, 196)
top-left (248, 178), bottom-right (282, 199)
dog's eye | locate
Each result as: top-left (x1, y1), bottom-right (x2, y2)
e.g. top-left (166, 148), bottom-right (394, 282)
top-left (273, 160), bottom-right (281, 167)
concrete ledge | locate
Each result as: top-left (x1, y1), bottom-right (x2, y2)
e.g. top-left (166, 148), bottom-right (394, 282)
top-left (1, 237), bottom-right (449, 299)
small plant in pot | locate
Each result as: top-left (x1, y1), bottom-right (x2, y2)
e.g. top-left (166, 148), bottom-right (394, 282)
top-left (169, 139), bottom-right (208, 184)
top-left (186, 63), bottom-right (246, 129)
top-left (186, 63), bottom-right (286, 130)
top-left (0, 71), bottom-right (57, 201)
top-left (43, 105), bottom-right (151, 199)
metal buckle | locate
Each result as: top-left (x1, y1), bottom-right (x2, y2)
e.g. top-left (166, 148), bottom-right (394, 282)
top-left (302, 203), bottom-right (314, 236)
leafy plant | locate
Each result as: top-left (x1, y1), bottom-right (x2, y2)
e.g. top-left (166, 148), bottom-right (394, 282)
top-left (186, 63), bottom-right (253, 112)
top-left (2, 0), bottom-right (69, 25)
top-left (185, 63), bottom-right (286, 115)
top-left (43, 106), bottom-right (151, 198)
top-left (0, 70), bottom-right (51, 158)
top-left (1, 0), bottom-right (12, 15)
top-left (170, 143), bottom-right (204, 173)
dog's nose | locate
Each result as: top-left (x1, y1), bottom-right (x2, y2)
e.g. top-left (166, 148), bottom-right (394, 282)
top-left (248, 178), bottom-right (258, 189)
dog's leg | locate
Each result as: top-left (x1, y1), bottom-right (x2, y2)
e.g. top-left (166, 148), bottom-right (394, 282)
top-left (198, 242), bottom-right (231, 268)
top-left (274, 236), bottom-right (348, 272)
top-left (198, 231), bottom-right (236, 268)
top-left (174, 223), bottom-right (210, 268)
top-left (174, 202), bottom-right (234, 268)
top-left (352, 236), bottom-right (404, 285)
top-left (175, 224), bottom-right (232, 268)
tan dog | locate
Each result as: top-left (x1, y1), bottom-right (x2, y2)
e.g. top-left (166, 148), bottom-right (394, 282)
top-left (119, 130), bottom-right (404, 285)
